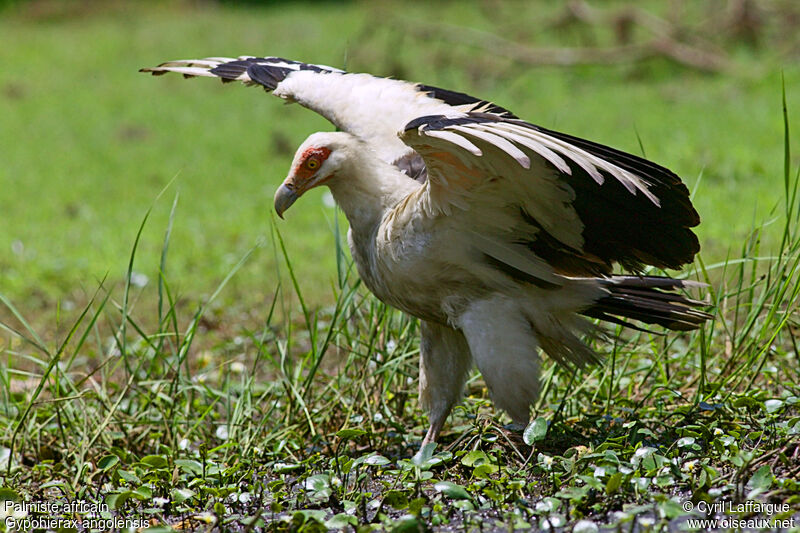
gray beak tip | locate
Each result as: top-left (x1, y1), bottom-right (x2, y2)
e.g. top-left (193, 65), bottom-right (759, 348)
top-left (273, 183), bottom-right (298, 219)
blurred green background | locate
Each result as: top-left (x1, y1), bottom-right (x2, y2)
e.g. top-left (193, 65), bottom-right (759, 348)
top-left (1, 0), bottom-right (798, 323)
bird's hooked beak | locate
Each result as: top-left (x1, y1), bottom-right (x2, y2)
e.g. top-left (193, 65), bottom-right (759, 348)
top-left (273, 182), bottom-right (298, 219)
top-left (274, 145), bottom-right (333, 219)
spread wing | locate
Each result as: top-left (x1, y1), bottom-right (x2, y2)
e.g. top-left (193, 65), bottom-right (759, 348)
top-left (141, 56), bottom-right (515, 181)
top-left (400, 113), bottom-right (700, 280)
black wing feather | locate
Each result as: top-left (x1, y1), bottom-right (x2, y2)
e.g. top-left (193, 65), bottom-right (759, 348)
top-left (209, 57), bottom-right (336, 91)
top-left (417, 85), bottom-right (518, 118)
top-left (404, 113), bottom-right (701, 274)
top-left (534, 124), bottom-right (700, 227)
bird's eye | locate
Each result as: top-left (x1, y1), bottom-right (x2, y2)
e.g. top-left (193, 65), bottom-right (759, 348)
top-left (305, 158), bottom-right (320, 170)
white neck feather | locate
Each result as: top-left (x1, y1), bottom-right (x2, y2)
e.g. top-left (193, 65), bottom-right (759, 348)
top-left (326, 148), bottom-right (420, 236)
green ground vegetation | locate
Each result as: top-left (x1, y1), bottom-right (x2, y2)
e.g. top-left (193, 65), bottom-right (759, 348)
top-left (1, 1), bottom-right (799, 531)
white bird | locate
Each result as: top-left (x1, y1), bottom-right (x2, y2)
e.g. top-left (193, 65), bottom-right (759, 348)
top-left (143, 56), bottom-right (711, 444)
top-left (141, 56), bottom-right (518, 181)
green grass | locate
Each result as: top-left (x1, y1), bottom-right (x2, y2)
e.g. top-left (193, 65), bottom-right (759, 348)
top-left (1, 156), bottom-right (799, 530)
top-left (1, 1), bottom-right (800, 531)
top-left (1, 1), bottom-right (799, 317)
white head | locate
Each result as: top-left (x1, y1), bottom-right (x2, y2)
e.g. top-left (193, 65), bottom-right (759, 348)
top-left (273, 131), bottom-right (359, 217)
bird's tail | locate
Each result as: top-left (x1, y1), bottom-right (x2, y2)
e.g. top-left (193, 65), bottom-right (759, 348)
top-left (582, 276), bottom-right (712, 332)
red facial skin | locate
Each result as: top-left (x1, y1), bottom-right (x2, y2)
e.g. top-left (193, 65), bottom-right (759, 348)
top-left (290, 146), bottom-right (332, 192)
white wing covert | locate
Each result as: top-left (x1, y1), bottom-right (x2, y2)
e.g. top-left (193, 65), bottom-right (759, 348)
top-left (401, 113), bottom-right (701, 279)
top-left (142, 56), bottom-right (515, 180)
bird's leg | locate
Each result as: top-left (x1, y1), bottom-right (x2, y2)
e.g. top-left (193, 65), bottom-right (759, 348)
top-left (421, 420), bottom-right (444, 447)
top-left (418, 320), bottom-right (472, 444)
top-left (456, 296), bottom-right (541, 427)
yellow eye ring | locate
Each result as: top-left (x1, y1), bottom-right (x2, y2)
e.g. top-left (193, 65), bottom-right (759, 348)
top-left (305, 158), bottom-right (320, 170)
